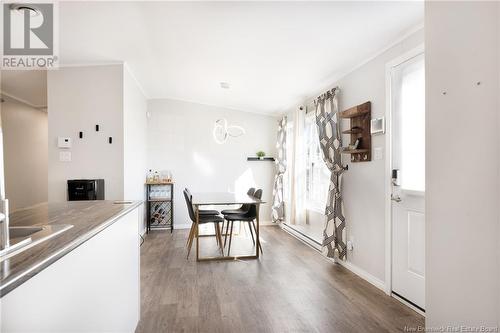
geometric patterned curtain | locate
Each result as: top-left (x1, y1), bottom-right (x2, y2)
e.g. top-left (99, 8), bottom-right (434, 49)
top-left (314, 87), bottom-right (347, 260)
top-left (272, 116), bottom-right (287, 223)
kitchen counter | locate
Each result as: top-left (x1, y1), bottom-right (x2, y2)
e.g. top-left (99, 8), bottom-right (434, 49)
top-left (0, 200), bottom-right (142, 297)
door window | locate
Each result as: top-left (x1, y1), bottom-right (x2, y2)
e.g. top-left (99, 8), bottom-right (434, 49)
top-left (392, 55), bottom-right (425, 192)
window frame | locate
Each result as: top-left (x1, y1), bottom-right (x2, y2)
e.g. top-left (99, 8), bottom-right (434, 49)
top-left (303, 111), bottom-right (329, 213)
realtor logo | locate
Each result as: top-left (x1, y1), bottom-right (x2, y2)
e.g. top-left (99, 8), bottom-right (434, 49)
top-left (2, 2), bottom-right (58, 69)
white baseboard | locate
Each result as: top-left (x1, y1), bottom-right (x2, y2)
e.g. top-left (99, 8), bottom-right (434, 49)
top-left (335, 259), bottom-right (424, 315)
top-left (281, 223), bottom-right (322, 251)
top-left (280, 223), bottom-right (385, 292)
top-left (334, 259), bottom-right (385, 291)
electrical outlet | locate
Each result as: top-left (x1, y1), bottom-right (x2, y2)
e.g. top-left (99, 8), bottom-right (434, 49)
top-left (347, 240), bottom-right (354, 251)
top-left (374, 147), bottom-right (383, 160)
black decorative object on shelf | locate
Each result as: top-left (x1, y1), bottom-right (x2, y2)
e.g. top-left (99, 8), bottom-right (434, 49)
top-left (79, 131), bottom-right (83, 139)
top-left (108, 137), bottom-right (112, 144)
top-left (146, 182), bottom-right (174, 233)
top-left (95, 124), bottom-right (100, 131)
top-left (247, 157), bottom-right (275, 161)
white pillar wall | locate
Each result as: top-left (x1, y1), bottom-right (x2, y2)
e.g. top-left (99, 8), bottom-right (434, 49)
top-left (425, 1), bottom-right (500, 327)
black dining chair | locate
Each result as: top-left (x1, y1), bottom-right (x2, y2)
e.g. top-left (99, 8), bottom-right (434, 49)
top-left (221, 188), bottom-right (255, 215)
top-left (184, 188), bottom-right (220, 216)
top-left (223, 189), bottom-right (263, 256)
top-left (184, 187), bottom-right (223, 247)
top-left (221, 187), bottom-right (255, 242)
top-left (183, 189), bottom-right (224, 259)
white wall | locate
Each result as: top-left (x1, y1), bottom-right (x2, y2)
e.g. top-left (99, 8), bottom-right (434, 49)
top-left (147, 99), bottom-right (277, 228)
top-left (48, 65), bottom-right (124, 202)
top-left (287, 29), bottom-right (423, 283)
top-left (426, 1), bottom-right (499, 327)
top-left (1, 97), bottom-right (48, 211)
top-left (338, 30), bottom-right (423, 283)
top-left (123, 66), bottom-right (148, 232)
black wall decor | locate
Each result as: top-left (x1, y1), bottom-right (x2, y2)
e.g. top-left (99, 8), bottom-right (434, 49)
top-left (108, 137), bottom-right (113, 144)
top-left (95, 124), bottom-right (100, 132)
top-left (79, 131), bottom-right (83, 139)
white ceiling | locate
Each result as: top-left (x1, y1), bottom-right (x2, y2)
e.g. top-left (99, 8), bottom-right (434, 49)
top-left (3, 2), bottom-right (424, 114)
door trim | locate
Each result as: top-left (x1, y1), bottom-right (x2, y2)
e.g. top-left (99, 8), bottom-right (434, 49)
top-left (384, 44), bottom-right (425, 299)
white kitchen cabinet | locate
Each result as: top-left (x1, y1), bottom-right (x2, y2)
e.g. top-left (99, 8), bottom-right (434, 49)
top-left (1, 207), bottom-right (140, 333)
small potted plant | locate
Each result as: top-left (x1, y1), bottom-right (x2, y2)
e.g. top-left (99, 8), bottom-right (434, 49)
top-left (256, 151), bottom-right (266, 160)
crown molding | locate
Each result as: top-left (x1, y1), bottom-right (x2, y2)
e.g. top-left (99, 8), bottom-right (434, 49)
top-left (0, 90), bottom-right (47, 109)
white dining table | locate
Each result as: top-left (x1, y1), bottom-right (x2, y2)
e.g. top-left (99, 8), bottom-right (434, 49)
top-left (191, 192), bottom-right (265, 261)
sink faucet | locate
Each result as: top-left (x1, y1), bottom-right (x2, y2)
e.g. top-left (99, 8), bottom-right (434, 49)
top-left (0, 200), bottom-right (9, 252)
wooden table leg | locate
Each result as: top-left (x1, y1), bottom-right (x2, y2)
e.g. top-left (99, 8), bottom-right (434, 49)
top-left (186, 226), bottom-right (195, 259)
top-left (186, 223), bottom-right (195, 247)
top-left (195, 205), bottom-right (200, 261)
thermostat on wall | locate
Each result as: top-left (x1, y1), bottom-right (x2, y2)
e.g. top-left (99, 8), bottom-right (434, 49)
top-left (370, 117), bottom-right (385, 135)
top-left (58, 137), bottom-right (72, 148)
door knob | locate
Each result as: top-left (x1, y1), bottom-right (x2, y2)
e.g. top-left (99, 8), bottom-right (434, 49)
top-left (391, 194), bottom-right (402, 202)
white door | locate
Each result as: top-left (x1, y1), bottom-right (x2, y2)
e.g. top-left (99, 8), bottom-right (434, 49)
top-left (391, 53), bottom-right (425, 310)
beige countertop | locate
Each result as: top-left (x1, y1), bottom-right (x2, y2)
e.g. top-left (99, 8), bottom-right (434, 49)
top-left (0, 200), bottom-right (142, 297)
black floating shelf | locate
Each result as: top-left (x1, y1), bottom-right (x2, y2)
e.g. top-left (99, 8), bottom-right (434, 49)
top-left (247, 157), bottom-right (275, 161)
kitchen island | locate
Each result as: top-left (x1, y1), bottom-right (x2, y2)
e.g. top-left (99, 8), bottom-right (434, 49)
top-left (1, 200), bottom-right (143, 333)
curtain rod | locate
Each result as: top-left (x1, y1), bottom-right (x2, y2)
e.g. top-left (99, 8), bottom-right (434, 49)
top-left (298, 86), bottom-right (341, 113)
top-left (312, 86), bottom-right (340, 107)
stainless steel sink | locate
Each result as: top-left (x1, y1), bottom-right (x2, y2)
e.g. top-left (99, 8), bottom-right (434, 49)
top-left (0, 224), bottom-right (73, 261)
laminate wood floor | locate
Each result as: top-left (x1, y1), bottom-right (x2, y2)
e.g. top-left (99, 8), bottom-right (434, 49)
top-left (136, 225), bottom-right (424, 333)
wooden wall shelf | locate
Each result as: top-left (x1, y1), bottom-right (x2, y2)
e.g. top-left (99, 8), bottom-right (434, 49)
top-left (342, 128), bottom-right (363, 134)
top-left (247, 157), bottom-right (275, 161)
top-left (340, 102), bottom-right (371, 118)
top-left (340, 102), bottom-right (371, 162)
top-left (341, 149), bottom-right (369, 154)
